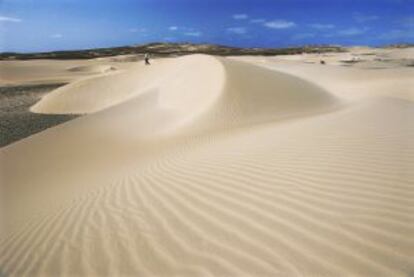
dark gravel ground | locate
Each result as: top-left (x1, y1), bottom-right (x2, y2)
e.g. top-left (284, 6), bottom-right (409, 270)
top-left (0, 83), bottom-right (79, 147)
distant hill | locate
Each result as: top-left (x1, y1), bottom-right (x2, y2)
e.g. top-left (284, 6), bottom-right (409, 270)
top-left (384, 43), bottom-right (414, 49)
top-left (0, 43), bottom-right (345, 60)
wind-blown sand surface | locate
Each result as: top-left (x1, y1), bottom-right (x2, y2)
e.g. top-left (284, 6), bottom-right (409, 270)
top-left (1, 49), bottom-right (413, 276)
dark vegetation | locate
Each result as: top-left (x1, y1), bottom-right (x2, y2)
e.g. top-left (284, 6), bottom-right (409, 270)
top-left (0, 83), bottom-right (78, 147)
top-left (0, 43), bottom-right (345, 60)
top-left (384, 43), bottom-right (414, 49)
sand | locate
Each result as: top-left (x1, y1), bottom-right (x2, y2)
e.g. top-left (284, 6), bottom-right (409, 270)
top-left (0, 48), bottom-right (413, 276)
top-left (0, 58), bottom-right (135, 86)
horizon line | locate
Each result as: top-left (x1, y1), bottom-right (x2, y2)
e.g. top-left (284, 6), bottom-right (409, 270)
top-left (1, 41), bottom-right (413, 55)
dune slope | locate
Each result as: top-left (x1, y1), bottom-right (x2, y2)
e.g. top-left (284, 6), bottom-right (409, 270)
top-left (1, 54), bottom-right (413, 277)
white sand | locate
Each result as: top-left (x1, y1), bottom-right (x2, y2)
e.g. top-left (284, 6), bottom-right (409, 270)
top-left (0, 59), bottom-right (134, 86)
top-left (1, 49), bottom-right (413, 276)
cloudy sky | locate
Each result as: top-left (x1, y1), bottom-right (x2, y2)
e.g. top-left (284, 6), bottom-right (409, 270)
top-left (0, 0), bottom-right (413, 52)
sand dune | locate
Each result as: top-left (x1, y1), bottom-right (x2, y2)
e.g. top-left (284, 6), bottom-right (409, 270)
top-left (0, 59), bottom-right (134, 86)
top-left (233, 54), bottom-right (414, 101)
top-left (32, 55), bottom-right (226, 116)
top-left (1, 52), bottom-right (413, 276)
top-left (67, 65), bottom-right (117, 73)
top-left (32, 55), bottom-right (336, 118)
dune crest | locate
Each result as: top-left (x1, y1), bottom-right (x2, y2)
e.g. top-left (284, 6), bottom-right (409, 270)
top-left (66, 64), bottom-right (117, 73)
top-left (31, 55), bottom-right (337, 132)
top-left (31, 55), bottom-right (225, 115)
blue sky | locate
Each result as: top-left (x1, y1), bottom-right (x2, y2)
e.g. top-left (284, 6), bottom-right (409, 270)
top-left (0, 0), bottom-right (413, 52)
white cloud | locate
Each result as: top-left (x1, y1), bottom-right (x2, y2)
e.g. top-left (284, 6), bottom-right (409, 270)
top-left (129, 27), bottom-right (147, 33)
top-left (50, 33), bottom-right (63, 39)
top-left (309, 23), bottom-right (335, 29)
top-left (227, 27), bottom-right (247, 34)
top-left (353, 13), bottom-right (380, 22)
top-left (233, 14), bottom-right (248, 20)
top-left (292, 33), bottom-right (315, 40)
top-left (323, 27), bottom-right (369, 38)
top-left (338, 27), bottom-right (369, 36)
top-left (379, 29), bottom-right (414, 40)
top-left (250, 18), bottom-right (266, 24)
top-left (168, 26), bottom-right (178, 31)
top-left (184, 31), bottom-right (202, 37)
top-left (401, 16), bottom-right (414, 27)
top-left (0, 15), bottom-right (22, 22)
top-left (264, 20), bottom-right (296, 29)
top-left (163, 37), bottom-right (177, 42)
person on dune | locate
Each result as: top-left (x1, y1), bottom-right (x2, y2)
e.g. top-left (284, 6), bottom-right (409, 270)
top-left (144, 53), bottom-right (151, 65)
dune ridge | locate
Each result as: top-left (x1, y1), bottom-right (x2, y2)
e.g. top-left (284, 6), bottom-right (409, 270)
top-left (31, 55), bottom-right (338, 133)
top-left (1, 54), bottom-right (413, 276)
top-left (67, 65), bottom-right (117, 73)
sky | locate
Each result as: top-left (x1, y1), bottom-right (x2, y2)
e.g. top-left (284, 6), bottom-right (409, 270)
top-left (0, 0), bottom-right (413, 52)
